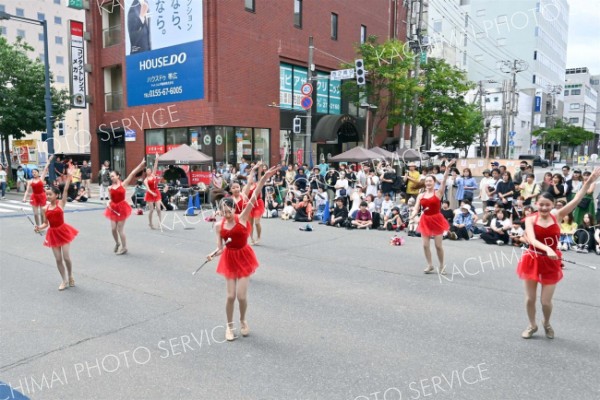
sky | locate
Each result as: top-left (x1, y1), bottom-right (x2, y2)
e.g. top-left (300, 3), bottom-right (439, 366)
top-left (566, 0), bottom-right (600, 74)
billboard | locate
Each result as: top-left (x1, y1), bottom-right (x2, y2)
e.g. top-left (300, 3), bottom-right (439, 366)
top-left (125, 0), bottom-right (204, 107)
top-left (69, 20), bottom-right (86, 108)
top-left (279, 64), bottom-right (340, 114)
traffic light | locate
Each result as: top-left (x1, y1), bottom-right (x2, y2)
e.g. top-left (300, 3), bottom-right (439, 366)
top-left (58, 121), bottom-right (64, 136)
top-left (293, 117), bottom-right (301, 134)
top-left (355, 58), bottom-right (366, 86)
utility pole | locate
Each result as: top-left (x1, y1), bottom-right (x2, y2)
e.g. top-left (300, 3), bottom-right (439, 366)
top-left (304, 36), bottom-right (315, 166)
top-left (409, 0), bottom-right (425, 149)
top-left (499, 60), bottom-right (528, 158)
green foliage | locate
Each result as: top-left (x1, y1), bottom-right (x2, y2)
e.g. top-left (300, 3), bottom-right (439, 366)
top-left (432, 104), bottom-right (483, 155)
top-left (0, 37), bottom-right (70, 141)
top-left (531, 120), bottom-right (594, 157)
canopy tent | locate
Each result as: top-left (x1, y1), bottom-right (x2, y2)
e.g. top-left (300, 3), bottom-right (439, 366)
top-left (157, 144), bottom-right (212, 165)
top-left (370, 146), bottom-right (396, 159)
top-left (395, 147), bottom-right (430, 162)
top-left (328, 146), bottom-right (383, 162)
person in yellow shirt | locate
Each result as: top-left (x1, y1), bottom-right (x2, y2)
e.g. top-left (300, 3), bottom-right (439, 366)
top-left (559, 212), bottom-right (577, 251)
top-left (404, 162), bottom-right (421, 200)
top-left (71, 163), bottom-right (82, 192)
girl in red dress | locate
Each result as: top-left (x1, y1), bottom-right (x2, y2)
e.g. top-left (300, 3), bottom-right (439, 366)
top-left (229, 182), bottom-right (246, 215)
top-left (243, 162), bottom-right (266, 244)
top-left (22, 155), bottom-right (54, 226)
top-left (517, 167), bottom-right (600, 339)
top-left (34, 167), bottom-right (79, 291)
top-left (104, 159), bottom-right (146, 255)
top-left (207, 166), bottom-right (278, 341)
top-left (143, 153), bottom-right (162, 230)
top-left (410, 159), bottom-right (456, 275)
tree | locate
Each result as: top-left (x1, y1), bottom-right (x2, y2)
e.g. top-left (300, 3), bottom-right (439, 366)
top-left (414, 57), bottom-right (477, 151)
top-left (531, 120), bottom-right (595, 159)
top-left (0, 37), bottom-right (70, 176)
top-left (341, 36), bottom-right (420, 148)
top-left (432, 104), bottom-right (483, 156)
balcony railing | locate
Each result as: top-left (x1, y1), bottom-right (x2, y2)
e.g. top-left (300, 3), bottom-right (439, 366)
top-left (102, 25), bottom-right (121, 48)
top-left (105, 91), bottom-right (122, 112)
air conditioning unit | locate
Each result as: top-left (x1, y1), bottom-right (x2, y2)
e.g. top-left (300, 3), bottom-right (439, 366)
top-left (84, 31), bottom-right (91, 41)
top-left (84, 64), bottom-right (92, 73)
top-left (85, 95), bottom-right (93, 104)
top-left (83, 0), bottom-right (91, 10)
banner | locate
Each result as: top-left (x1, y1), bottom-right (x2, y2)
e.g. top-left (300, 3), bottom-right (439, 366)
top-left (125, 0), bottom-right (204, 107)
top-left (69, 20), bottom-right (86, 108)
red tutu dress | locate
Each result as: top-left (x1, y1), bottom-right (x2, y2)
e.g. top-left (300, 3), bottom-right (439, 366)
top-left (517, 213), bottom-right (563, 285)
top-left (43, 206), bottom-right (78, 248)
top-left (103, 184), bottom-right (132, 222)
top-left (216, 215), bottom-right (259, 279)
top-left (417, 194), bottom-right (449, 237)
top-left (248, 186), bottom-right (265, 218)
top-left (233, 196), bottom-right (245, 215)
top-left (144, 177), bottom-right (161, 202)
top-left (30, 180), bottom-right (47, 207)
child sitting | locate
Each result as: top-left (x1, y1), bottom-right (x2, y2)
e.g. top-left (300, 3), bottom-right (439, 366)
top-left (384, 207), bottom-right (404, 231)
top-left (281, 200), bottom-right (295, 220)
top-left (559, 213), bottom-right (577, 251)
top-left (509, 221), bottom-right (525, 247)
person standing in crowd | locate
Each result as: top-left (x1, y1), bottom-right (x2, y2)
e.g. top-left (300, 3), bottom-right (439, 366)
top-left (545, 174), bottom-right (565, 201)
top-left (334, 171), bottom-right (349, 203)
top-left (573, 170), bottom-right (596, 225)
top-left (456, 168), bottom-right (477, 203)
top-left (517, 167), bottom-right (600, 339)
top-left (71, 163), bottom-right (82, 193)
top-left (54, 155), bottom-right (64, 184)
top-left (541, 172), bottom-right (553, 193)
top-left (16, 165), bottom-right (27, 193)
top-left (410, 159), bottom-right (456, 275)
top-left (23, 155), bottom-right (54, 225)
top-left (144, 154), bottom-right (162, 230)
top-left (0, 164), bottom-right (7, 200)
top-left (80, 160), bottom-right (92, 198)
top-left (404, 162), bottom-right (421, 200)
top-left (98, 160), bottom-right (111, 200)
top-left (365, 168), bottom-right (379, 198)
top-left (496, 171), bottom-right (516, 210)
top-left (446, 168), bottom-right (459, 209)
top-left (34, 167), bottom-right (79, 291)
top-left (513, 161), bottom-right (528, 194)
top-left (567, 169), bottom-right (583, 202)
top-left (521, 173), bottom-right (541, 206)
top-left (478, 169), bottom-right (493, 204)
top-left (207, 166), bottom-right (277, 341)
top-left (380, 166), bottom-right (397, 198)
top-left (104, 159), bottom-right (146, 255)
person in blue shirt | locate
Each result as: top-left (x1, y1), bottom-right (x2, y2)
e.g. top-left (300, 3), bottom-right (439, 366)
top-left (449, 204), bottom-right (474, 240)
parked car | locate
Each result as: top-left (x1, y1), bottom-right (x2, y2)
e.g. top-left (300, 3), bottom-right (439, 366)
top-left (518, 155), bottom-right (549, 168)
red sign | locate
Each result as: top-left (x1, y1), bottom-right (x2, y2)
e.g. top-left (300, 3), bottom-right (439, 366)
top-left (296, 149), bottom-right (304, 164)
top-left (146, 145), bottom-right (165, 154)
top-left (166, 144), bottom-right (182, 152)
top-left (191, 171), bottom-right (211, 185)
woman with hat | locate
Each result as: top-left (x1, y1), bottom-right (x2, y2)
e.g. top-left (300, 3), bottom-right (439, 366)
top-left (409, 159), bottom-right (456, 274)
top-left (404, 162), bottom-right (421, 200)
top-left (448, 203), bottom-right (474, 240)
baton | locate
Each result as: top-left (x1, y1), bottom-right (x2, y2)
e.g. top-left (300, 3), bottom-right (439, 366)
top-left (21, 208), bottom-right (43, 236)
top-left (523, 248), bottom-right (597, 270)
top-left (193, 238), bottom-right (232, 275)
top-left (107, 204), bottom-right (121, 216)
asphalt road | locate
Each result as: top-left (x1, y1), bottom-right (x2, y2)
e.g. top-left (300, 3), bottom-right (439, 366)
top-left (0, 187), bottom-right (599, 400)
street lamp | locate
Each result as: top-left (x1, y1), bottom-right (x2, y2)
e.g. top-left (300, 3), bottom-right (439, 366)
top-left (0, 11), bottom-right (54, 179)
top-left (360, 103), bottom-right (378, 149)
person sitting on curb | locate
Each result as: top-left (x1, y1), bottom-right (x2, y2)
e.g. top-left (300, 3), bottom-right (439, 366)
top-left (351, 201), bottom-right (373, 229)
top-left (327, 197), bottom-right (348, 227)
top-left (449, 204), bottom-right (473, 240)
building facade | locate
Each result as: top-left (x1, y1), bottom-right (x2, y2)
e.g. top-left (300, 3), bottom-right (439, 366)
top-left (564, 67), bottom-right (599, 155)
top-left (85, 0), bottom-right (406, 179)
top-left (0, 0), bottom-right (90, 161)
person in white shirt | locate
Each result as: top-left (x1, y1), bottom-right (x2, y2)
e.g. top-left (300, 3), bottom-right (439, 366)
top-left (334, 172), bottom-right (349, 199)
top-left (479, 169), bottom-right (494, 203)
top-left (380, 192), bottom-right (395, 219)
top-left (0, 165), bottom-right (7, 199)
top-left (365, 169), bottom-right (379, 197)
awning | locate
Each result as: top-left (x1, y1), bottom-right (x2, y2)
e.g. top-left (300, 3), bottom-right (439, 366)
top-left (157, 144), bottom-right (212, 165)
top-left (312, 114), bottom-right (361, 143)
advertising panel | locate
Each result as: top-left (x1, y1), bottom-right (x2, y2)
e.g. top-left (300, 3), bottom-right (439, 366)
top-left (125, 0), bottom-right (204, 106)
top-left (69, 20), bottom-right (86, 108)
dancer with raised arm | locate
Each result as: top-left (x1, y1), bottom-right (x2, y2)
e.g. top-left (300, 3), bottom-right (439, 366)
top-left (104, 159), bottom-right (146, 255)
top-left (517, 167), bottom-right (600, 339)
top-left (410, 159), bottom-right (456, 275)
top-left (144, 153), bottom-right (162, 229)
top-left (206, 165), bottom-right (278, 341)
top-left (22, 154), bottom-right (54, 226)
top-left (243, 162), bottom-right (266, 244)
top-left (34, 167), bottom-right (79, 291)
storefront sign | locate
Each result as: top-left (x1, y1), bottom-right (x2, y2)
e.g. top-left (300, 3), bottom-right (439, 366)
top-left (146, 145), bottom-right (165, 154)
top-left (203, 135), bottom-right (211, 145)
top-left (125, 129), bottom-right (136, 142)
top-left (215, 134), bottom-right (223, 145)
top-left (190, 170), bottom-right (211, 185)
top-left (69, 20), bottom-right (86, 108)
top-left (125, 0), bottom-right (204, 106)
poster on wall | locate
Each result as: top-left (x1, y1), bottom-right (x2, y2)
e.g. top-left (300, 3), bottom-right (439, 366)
top-left (124, 0), bottom-right (204, 106)
top-left (69, 20), bottom-right (86, 108)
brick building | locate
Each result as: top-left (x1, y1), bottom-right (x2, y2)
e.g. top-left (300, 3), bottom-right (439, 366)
top-left (86, 0), bottom-right (407, 179)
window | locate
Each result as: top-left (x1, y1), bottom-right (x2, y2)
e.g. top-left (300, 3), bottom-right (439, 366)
top-left (433, 20), bottom-right (442, 33)
top-left (563, 90), bottom-right (569, 96)
top-left (56, 75), bottom-right (65, 83)
top-left (532, 74), bottom-right (536, 84)
top-left (56, 56), bottom-right (64, 64)
top-left (37, 12), bottom-right (45, 21)
top-left (360, 25), bottom-right (367, 43)
top-left (55, 36), bottom-right (63, 45)
top-left (533, 50), bottom-right (537, 60)
top-left (0, 26), bottom-right (6, 36)
top-left (54, 0), bottom-right (61, 4)
top-left (16, 8), bottom-right (24, 17)
top-left (331, 13), bottom-right (338, 40)
top-left (569, 117), bottom-right (579, 124)
top-left (0, 5), bottom-right (5, 13)
top-left (521, 121), bottom-right (526, 128)
top-left (16, 29), bottom-right (25, 39)
top-left (39, 33), bottom-right (44, 41)
top-left (245, 0), bottom-right (255, 12)
top-left (55, 16), bottom-right (62, 25)
top-left (571, 89), bottom-right (581, 95)
top-left (294, 0), bottom-right (302, 28)
top-left (570, 103), bottom-right (580, 110)
top-left (493, 97), bottom-right (499, 102)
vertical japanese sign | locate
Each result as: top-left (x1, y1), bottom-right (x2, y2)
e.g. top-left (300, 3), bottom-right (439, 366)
top-left (125, 0), bottom-right (204, 107)
top-left (280, 64), bottom-right (293, 108)
top-left (69, 20), bottom-right (87, 108)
